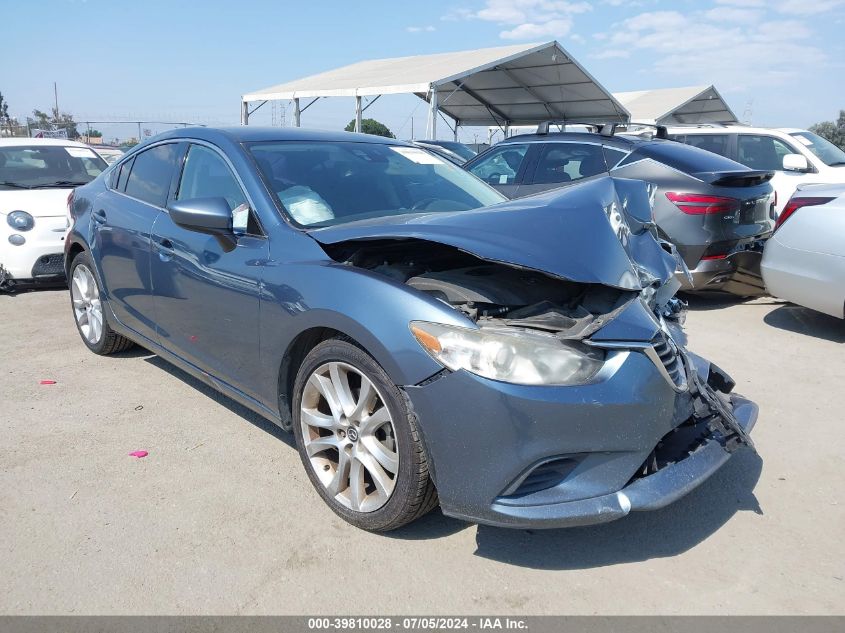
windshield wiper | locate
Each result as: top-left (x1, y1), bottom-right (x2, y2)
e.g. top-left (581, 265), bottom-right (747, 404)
top-left (30, 180), bottom-right (90, 188)
top-left (0, 181), bottom-right (34, 189)
top-left (827, 161), bottom-right (845, 166)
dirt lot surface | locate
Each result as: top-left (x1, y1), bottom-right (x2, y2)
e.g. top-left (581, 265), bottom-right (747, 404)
top-left (1, 289), bottom-right (843, 615)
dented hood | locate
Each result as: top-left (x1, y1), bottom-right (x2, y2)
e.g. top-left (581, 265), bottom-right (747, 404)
top-left (309, 176), bottom-right (677, 291)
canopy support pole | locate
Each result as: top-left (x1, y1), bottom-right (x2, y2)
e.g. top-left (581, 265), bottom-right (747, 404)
top-left (354, 96), bottom-right (362, 133)
top-left (293, 98), bottom-right (300, 127)
top-left (454, 121), bottom-right (459, 142)
top-left (241, 101), bottom-right (249, 126)
top-left (428, 86), bottom-right (438, 140)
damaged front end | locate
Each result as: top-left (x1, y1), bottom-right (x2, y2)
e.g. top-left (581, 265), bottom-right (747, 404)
top-left (310, 176), bottom-right (757, 527)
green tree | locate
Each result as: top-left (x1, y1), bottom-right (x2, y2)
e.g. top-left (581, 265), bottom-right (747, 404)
top-left (0, 92), bottom-right (10, 133)
top-left (87, 129), bottom-right (103, 137)
top-left (31, 107), bottom-right (79, 139)
top-left (809, 110), bottom-right (845, 151)
top-left (344, 118), bottom-right (395, 138)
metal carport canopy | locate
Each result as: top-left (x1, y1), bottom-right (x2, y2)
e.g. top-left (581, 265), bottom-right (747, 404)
top-left (612, 85), bottom-right (738, 125)
top-left (241, 41), bottom-right (630, 137)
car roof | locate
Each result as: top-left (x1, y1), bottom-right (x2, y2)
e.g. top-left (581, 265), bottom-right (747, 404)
top-left (151, 126), bottom-right (409, 146)
top-left (495, 131), bottom-right (644, 149)
top-left (0, 137), bottom-right (92, 148)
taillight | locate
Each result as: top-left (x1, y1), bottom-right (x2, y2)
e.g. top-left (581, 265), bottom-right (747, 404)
top-left (665, 192), bottom-right (739, 215)
top-left (775, 196), bottom-right (834, 231)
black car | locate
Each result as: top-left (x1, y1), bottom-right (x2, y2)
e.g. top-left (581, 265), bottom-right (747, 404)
top-left (463, 128), bottom-right (776, 295)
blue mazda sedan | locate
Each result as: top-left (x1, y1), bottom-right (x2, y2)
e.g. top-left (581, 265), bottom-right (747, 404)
top-left (65, 127), bottom-right (758, 531)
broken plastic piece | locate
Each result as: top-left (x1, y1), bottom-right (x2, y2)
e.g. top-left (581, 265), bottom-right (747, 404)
top-left (128, 450), bottom-right (148, 458)
top-left (39, 380), bottom-right (57, 385)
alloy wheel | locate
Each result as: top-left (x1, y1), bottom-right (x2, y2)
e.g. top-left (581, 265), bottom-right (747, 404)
top-left (300, 361), bottom-right (399, 512)
top-left (71, 264), bottom-right (104, 345)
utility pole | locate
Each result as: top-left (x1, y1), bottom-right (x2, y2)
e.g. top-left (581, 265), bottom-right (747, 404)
top-left (53, 82), bottom-right (58, 118)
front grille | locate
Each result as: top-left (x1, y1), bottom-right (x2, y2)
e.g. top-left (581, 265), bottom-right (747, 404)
top-left (651, 331), bottom-right (686, 389)
top-left (31, 254), bottom-right (66, 278)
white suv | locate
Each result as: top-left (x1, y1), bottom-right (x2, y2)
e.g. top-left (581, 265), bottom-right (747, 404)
top-left (666, 126), bottom-right (845, 215)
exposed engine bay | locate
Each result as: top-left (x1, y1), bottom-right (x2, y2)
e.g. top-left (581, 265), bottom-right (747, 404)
top-left (322, 238), bottom-right (638, 340)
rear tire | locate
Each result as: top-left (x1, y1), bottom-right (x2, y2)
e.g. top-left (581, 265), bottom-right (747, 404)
top-left (291, 338), bottom-right (437, 531)
top-left (69, 251), bottom-right (134, 355)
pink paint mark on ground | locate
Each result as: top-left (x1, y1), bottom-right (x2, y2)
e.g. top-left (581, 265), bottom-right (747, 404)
top-left (128, 450), bottom-right (149, 458)
top-left (39, 380), bottom-right (57, 385)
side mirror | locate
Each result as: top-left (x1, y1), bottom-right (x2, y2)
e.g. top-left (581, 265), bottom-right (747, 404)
top-left (782, 153), bottom-right (809, 172)
top-left (169, 197), bottom-right (231, 232)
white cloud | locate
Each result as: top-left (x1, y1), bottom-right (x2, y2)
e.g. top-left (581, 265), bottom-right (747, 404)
top-left (704, 6), bottom-right (763, 22)
top-left (596, 8), bottom-right (829, 89)
top-left (406, 25), bottom-right (436, 33)
top-left (447, 0), bottom-right (592, 40)
top-left (500, 18), bottom-right (575, 39)
top-left (775, 0), bottom-right (845, 15)
top-left (591, 48), bottom-right (631, 59)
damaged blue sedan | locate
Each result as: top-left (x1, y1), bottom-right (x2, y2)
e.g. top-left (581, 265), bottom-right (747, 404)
top-left (65, 128), bottom-right (757, 531)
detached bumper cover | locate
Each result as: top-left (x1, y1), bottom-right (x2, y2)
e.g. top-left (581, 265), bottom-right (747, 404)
top-left (406, 349), bottom-right (757, 530)
top-left (468, 394), bottom-right (756, 529)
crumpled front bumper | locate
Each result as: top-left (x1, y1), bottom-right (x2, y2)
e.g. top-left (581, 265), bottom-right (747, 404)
top-left (487, 393), bottom-right (757, 529)
top-left (405, 347), bottom-right (757, 530)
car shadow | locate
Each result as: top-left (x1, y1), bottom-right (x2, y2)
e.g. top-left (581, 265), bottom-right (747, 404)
top-left (142, 355), bottom-right (295, 447)
top-left (682, 292), bottom-right (753, 311)
top-left (764, 304), bottom-right (845, 344)
top-left (135, 352), bottom-right (763, 563)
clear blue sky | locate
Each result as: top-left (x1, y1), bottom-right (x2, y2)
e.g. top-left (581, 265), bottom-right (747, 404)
top-left (4, 0), bottom-right (844, 142)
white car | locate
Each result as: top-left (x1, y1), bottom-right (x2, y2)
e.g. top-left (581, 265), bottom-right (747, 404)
top-left (0, 138), bottom-right (108, 290)
top-left (92, 145), bottom-right (125, 165)
top-left (761, 183), bottom-right (845, 318)
top-left (666, 126), bottom-right (845, 215)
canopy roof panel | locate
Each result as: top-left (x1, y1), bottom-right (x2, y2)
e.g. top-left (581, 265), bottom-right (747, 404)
top-left (243, 41), bottom-right (630, 126)
top-left (613, 85), bottom-right (737, 125)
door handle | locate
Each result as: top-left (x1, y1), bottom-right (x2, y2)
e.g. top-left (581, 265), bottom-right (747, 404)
top-left (92, 209), bottom-right (107, 224)
top-left (156, 238), bottom-right (174, 251)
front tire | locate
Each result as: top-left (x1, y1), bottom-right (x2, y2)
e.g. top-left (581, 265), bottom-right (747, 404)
top-left (69, 251), bottom-right (134, 355)
top-left (292, 339), bottom-right (437, 531)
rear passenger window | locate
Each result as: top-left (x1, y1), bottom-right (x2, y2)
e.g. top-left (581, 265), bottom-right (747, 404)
top-left (682, 134), bottom-right (731, 158)
top-left (124, 144), bottom-right (179, 207)
top-left (532, 144), bottom-right (606, 185)
top-left (115, 158), bottom-right (133, 192)
top-left (737, 135), bottom-right (795, 171)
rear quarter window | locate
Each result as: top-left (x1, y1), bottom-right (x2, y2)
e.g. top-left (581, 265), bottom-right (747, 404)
top-left (625, 140), bottom-right (748, 174)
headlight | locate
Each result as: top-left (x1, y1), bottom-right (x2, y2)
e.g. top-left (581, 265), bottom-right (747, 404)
top-left (7, 211), bottom-right (34, 232)
top-left (410, 321), bottom-right (604, 386)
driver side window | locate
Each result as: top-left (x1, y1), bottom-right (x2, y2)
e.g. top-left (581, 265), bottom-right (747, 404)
top-left (467, 144), bottom-right (529, 185)
top-left (176, 144), bottom-right (260, 234)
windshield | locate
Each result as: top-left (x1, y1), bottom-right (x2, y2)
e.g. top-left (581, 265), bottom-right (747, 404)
top-left (789, 131), bottom-right (845, 166)
top-left (428, 141), bottom-right (477, 161)
top-left (0, 145), bottom-right (107, 189)
top-left (247, 140), bottom-right (505, 227)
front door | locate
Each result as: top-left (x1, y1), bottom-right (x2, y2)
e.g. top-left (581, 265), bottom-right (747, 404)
top-left (149, 142), bottom-right (267, 398)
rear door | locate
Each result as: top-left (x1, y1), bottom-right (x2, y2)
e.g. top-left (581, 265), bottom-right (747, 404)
top-left (735, 134), bottom-right (805, 214)
top-left (515, 142), bottom-right (609, 198)
top-left (93, 142), bottom-right (181, 342)
top-left (149, 142), bottom-right (267, 397)
top-left (464, 143), bottom-right (531, 198)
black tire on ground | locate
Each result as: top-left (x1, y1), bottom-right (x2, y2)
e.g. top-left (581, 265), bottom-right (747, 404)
top-left (291, 338), bottom-right (438, 531)
top-left (69, 251), bottom-right (135, 356)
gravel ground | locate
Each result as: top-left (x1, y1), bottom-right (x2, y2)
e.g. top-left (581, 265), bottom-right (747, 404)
top-left (1, 288), bottom-right (843, 615)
